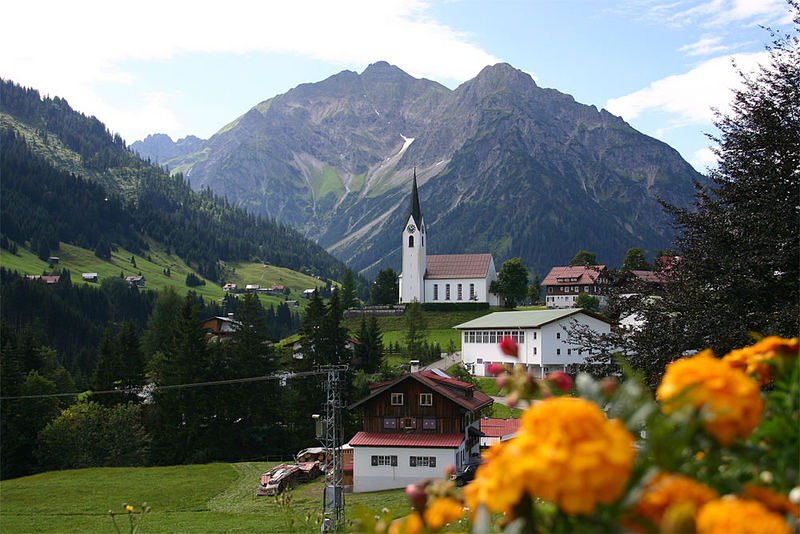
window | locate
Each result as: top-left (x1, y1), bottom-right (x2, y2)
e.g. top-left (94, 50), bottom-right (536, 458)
top-left (548, 287), bottom-right (553, 293)
top-left (433, 284), bottom-right (439, 300)
top-left (584, 286), bottom-right (589, 292)
top-left (567, 349), bottom-right (572, 355)
top-left (533, 347), bottom-right (537, 355)
top-left (457, 284), bottom-right (462, 300)
top-left (383, 417), bottom-right (397, 429)
top-left (470, 283), bottom-right (475, 299)
top-left (402, 417), bottom-right (416, 429)
top-left (420, 393), bottom-right (433, 406)
top-left (445, 284), bottom-right (450, 300)
top-left (422, 417), bottom-right (436, 430)
top-left (533, 331), bottom-right (537, 340)
top-left (410, 456), bottom-right (436, 467)
top-left (556, 348), bottom-right (561, 355)
top-left (391, 393), bottom-right (404, 405)
top-left (372, 455), bottom-right (397, 466)
top-left (556, 332), bottom-right (561, 339)
top-left (408, 235), bottom-right (414, 247)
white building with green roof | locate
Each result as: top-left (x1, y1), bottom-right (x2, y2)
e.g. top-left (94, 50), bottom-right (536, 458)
top-left (453, 309), bottom-right (612, 377)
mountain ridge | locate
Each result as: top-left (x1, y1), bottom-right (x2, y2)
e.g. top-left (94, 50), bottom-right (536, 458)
top-left (133, 61), bottom-right (705, 278)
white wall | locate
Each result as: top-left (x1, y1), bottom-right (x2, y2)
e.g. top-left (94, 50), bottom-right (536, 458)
top-left (459, 313), bottom-right (611, 377)
top-left (352, 446), bottom-right (458, 493)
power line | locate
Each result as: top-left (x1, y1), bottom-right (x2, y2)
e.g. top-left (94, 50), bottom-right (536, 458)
top-left (0, 369), bottom-right (325, 401)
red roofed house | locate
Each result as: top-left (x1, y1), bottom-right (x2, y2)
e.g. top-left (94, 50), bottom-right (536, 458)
top-left (542, 265), bottom-right (610, 309)
top-left (398, 172), bottom-right (500, 305)
top-left (348, 363), bottom-right (493, 492)
top-left (479, 417), bottom-right (521, 448)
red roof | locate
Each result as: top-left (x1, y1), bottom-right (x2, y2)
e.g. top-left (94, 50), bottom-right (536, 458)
top-left (630, 270), bottom-right (668, 283)
top-left (541, 265), bottom-right (606, 286)
top-left (348, 431), bottom-right (465, 448)
top-left (425, 254), bottom-right (494, 279)
top-left (480, 418), bottom-right (521, 438)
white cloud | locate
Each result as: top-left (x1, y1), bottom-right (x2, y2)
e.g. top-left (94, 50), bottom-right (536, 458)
top-left (679, 36), bottom-right (730, 56)
top-left (690, 146), bottom-right (718, 171)
top-left (0, 0), bottom-right (499, 140)
top-left (605, 51), bottom-right (767, 125)
top-left (668, 0), bottom-right (791, 27)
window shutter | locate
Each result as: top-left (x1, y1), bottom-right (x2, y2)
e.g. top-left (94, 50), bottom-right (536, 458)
top-left (391, 456), bottom-right (398, 467)
top-left (410, 456), bottom-right (416, 467)
top-left (371, 456), bottom-right (378, 466)
top-left (430, 457), bottom-right (436, 468)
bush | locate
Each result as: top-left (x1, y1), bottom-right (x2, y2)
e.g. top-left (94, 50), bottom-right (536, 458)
top-left (185, 272), bottom-right (205, 287)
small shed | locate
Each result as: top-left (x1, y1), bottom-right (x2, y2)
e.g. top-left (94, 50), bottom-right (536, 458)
top-left (82, 273), bottom-right (98, 283)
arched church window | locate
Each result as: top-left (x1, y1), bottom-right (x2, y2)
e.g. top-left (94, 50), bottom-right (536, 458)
top-left (408, 235), bottom-right (414, 247)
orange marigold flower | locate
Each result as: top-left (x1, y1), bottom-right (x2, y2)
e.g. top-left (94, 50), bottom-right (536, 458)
top-left (423, 497), bottom-right (464, 531)
top-left (629, 473), bottom-right (718, 532)
top-left (466, 397), bottom-right (635, 516)
top-left (657, 349), bottom-right (763, 446)
top-left (742, 484), bottom-right (800, 518)
top-left (388, 512), bottom-right (423, 534)
top-left (722, 336), bottom-right (799, 385)
top-left (696, 497), bottom-right (791, 534)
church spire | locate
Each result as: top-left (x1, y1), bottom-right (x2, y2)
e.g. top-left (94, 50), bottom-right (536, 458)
top-left (407, 168), bottom-right (423, 230)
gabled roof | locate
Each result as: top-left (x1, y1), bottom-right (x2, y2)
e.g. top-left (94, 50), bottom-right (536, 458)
top-left (541, 265), bottom-right (606, 286)
top-left (480, 418), bottom-right (521, 438)
top-left (425, 254), bottom-right (494, 279)
top-left (630, 270), bottom-right (668, 284)
top-left (349, 370), bottom-right (493, 412)
top-left (453, 308), bottom-right (613, 329)
top-left (348, 431), bottom-right (464, 448)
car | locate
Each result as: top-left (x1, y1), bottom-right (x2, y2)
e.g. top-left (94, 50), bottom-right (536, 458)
top-left (450, 462), bottom-right (480, 486)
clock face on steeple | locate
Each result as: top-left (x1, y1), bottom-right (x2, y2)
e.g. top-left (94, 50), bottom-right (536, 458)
top-left (407, 224), bottom-right (416, 234)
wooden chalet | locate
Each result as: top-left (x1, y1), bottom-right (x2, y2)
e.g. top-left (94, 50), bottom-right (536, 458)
top-left (347, 365), bottom-right (492, 492)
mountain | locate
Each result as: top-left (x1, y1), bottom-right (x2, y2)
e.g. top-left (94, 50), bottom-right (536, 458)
top-left (0, 78), bottom-right (351, 285)
top-left (130, 133), bottom-right (205, 164)
top-left (143, 61), bottom-right (705, 279)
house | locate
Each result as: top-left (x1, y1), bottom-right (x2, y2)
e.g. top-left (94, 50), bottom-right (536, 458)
top-left (479, 418), bottom-right (521, 448)
top-left (302, 289), bottom-right (316, 298)
top-left (542, 265), bottom-right (610, 309)
top-left (202, 314), bottom-right (240, 340)
top-left (223, 283), bottom-right (237, 292)
top-left (245, 284), bottom-right (260, 292)
top-left (125, 275), bottom-right (145, 287)
top-left (398, 172), bottom-right (499, 305)
top-left (26, 275), bottom-right (60, 284)
top-left (286, 300), bottom-right (299, 308)
top-left (347, 364), bottom-right (493, 493)
top-left (47, 256), bottom-right (59, 264)
top-left (454, 309), bottom-right (613, 377)
top-left (82, 273), bottom-right (98, 283)
top-left (266, 285), bottom-right (286, 295)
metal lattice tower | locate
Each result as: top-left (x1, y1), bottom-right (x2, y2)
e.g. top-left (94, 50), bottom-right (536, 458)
top-left (318, 365), bottom-right (347, 532)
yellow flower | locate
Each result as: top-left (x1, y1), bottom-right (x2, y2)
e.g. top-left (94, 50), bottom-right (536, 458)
top-left (465, 397), bottom-right (635, 516)
top-left (388, 512), bottom-right (423, 534)
top-left (657, 349), bottom-right (763, 446)
top-left (696, 497), bottom-right (791, 534)
top-left (722, 336), bottom-right (799, 385)
top-left (742, 484), bottom-right (800, 518)
top-left (628, 473), bottom-right (718, 532)
top-left (423, 497), bottom-right (464, 531)
top-left (125, 504), bottom-right (134, 513)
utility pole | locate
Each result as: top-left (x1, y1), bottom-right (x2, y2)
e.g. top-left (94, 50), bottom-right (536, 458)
top-left (317, 365), bottom-right (347, 532)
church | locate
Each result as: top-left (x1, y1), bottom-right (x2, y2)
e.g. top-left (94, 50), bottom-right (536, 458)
top-left (398, 173), bottom-right (500, 306)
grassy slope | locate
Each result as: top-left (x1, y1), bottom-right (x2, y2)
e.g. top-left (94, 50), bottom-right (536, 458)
top-left (0, 240), bottom-right (325, 312)
top-left (0, 462), bottom-right (412, 533)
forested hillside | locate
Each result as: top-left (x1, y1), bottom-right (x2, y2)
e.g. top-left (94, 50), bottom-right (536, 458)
top-left (0, 78), bottom-right (350, 284)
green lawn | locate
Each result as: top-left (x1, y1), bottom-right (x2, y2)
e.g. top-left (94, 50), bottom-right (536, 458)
top-left (0, 462), bottom-right (411, 533)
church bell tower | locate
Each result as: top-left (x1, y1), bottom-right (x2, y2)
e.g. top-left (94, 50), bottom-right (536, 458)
top-left (399, 170), bottom-right (426, 303)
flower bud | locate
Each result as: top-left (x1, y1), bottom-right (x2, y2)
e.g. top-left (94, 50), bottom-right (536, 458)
top-left (405, 482), bottom-right (429, 511)
top-left (495, 374), bottom-right (510, 389)
top-left (499, 336), bottom-right (519, 357)
top-left (600, 376), bottom-right (619, 397)
top-left (506, 392), bottom-right (519, 408)
top-left (487, 363), bottom-right (506, 376)
top-left (443, 464), bottom-right (456, 479)
top-left (546, 371), bottom-right (572, 392)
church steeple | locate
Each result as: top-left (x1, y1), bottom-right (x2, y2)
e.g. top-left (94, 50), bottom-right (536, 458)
top-left (406, 169), bottom-right (423, 231)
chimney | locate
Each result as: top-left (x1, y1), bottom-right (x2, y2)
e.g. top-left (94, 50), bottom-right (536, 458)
top-left (409, 360), bottom-right (420, 373)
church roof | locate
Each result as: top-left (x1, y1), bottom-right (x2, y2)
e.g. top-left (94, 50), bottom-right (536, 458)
top-left (405, 170), bottom-right (423, 231)
top-left (425, 254), bottom-right (494, 279)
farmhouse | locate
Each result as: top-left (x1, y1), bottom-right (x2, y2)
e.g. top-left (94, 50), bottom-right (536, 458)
top-left (542, 265), bottom-right (610, 309)
top-left (125, 275), bottom-right (145, 288)
top-left (454, 309), bottom-right (612, 377)
top-left (82, 272), bottom-right (98, 283)
top-left (202, 314), bottom-right (240, 340)
top-left (347, 364), bottom-right (492, 492)
top-left (398, 172), bottom-right (499, 306)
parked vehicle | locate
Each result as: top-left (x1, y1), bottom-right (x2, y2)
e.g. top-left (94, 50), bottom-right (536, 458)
top-left (450, 462), bottom-right (481, 486)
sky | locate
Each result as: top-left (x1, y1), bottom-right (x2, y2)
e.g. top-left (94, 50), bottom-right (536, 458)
top-left (1, 0), bottom-right (794, 173)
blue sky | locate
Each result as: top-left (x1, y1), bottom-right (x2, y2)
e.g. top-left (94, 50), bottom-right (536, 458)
top-left (1, 0), bottom-right (794, 172)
